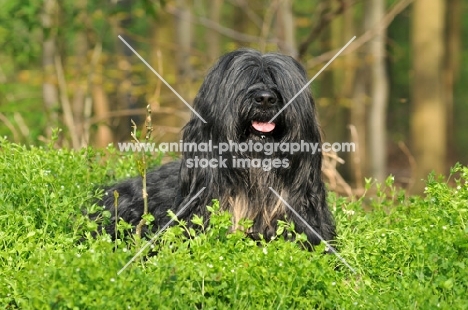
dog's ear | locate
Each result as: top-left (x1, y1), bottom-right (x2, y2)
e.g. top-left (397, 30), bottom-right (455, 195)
top-left (178, 51), bottom-right (241, 200)
top-left (178, 118), bottom-right (220, 215)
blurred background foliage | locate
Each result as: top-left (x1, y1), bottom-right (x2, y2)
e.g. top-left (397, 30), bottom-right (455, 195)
top-left (0, 0), bottom-right (466, 194)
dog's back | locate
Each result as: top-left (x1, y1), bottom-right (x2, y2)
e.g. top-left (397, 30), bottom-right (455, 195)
top-left (96, 161), bottom-right (180, 237)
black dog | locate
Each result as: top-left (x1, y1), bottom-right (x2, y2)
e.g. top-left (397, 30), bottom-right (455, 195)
top-left (97, 49), bottom-right (335, 247)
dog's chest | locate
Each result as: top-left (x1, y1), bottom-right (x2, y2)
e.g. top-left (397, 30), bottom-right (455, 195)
top-left (222, 170), bottom-right (286, 232)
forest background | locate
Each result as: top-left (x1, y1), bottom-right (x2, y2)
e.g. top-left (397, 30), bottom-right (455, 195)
top-left (0, 0), bottom-right (466, 194)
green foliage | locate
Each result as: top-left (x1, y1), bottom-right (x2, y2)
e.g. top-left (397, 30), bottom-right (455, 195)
top-left (1, 139), bottom-right (467, 308)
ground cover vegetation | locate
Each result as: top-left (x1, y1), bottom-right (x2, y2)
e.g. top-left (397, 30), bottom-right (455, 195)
top-left (0, 136), bottom-right (467, 309)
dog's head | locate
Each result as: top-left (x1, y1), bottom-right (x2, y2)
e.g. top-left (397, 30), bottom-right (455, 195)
top-left (188, 49), bottom-right (321, 143)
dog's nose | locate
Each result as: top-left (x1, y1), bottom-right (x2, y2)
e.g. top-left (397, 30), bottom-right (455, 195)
top-left (254, 91), bottom-right (277, 106)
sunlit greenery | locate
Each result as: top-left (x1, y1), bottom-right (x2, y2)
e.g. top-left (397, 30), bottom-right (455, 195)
top-left (1, 138), bottom-right (467, 308)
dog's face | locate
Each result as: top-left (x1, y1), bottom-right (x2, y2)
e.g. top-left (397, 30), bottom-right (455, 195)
top-left (191, 49), bottom-right (320, 144)
top-left (241, 81), bottom-right (283, 140)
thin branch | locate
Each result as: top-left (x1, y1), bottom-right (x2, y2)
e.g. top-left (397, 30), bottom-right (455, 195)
top-left (306, 0), bottom-right (413, 68)
top-left (398, 141), bottom-right (416, 190)
top-left (0, 113), bottom-right (19, 141)
top-left (348, 124), bottom-right (363, 192)
top-left (148, 49), bottom-right (162, 109)
top-left (54, 55), bottom-right (79, 149)
top-left (89, 107), bottom-right (189, 126)
top-left (131, 120), bottom-right (146, 239)
top-left (227, 0), bottom-right (263, 29)
top-left (165, 5), bottom-right (279, 44)
top-left (258, 0), bottom-right (280, 52)
top-left (145, 105), bottom-right (154, 141)
top-left (133, 107), bottom-right (153, 239)
top-left (323, 151), bottom-right (345, 164)
top-left (13, 112), bottom-right (30, 138)
top-left (322, 152), bottom-right (353, 196)
top-left (298, 0), bottom-right (351, 60)
top-left (82, 42), bottom-right (103, 147)
top-left (113, 190), bottom-right (119, 248)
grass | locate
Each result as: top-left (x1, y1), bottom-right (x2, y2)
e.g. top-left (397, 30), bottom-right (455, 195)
top-left (0, 135), bottom-right (467, 309)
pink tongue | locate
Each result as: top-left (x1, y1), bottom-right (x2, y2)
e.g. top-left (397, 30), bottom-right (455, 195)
top-left (252, 121), bottom-right (275, 133)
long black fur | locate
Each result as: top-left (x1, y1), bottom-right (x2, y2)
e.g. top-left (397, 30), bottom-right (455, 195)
top-left (97, 49), bottom-right (335, 247)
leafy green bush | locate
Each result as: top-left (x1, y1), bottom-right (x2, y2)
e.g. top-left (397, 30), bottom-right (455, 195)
top-left (1, 137), bottom-right (467, 309)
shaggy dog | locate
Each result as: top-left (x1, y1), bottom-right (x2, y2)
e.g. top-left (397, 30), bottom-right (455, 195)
top-left (97, 49), bottom-right (335, 247)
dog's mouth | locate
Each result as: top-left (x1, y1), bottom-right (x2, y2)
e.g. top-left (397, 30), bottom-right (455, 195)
top-left (251, 121), bottom-right (276, 134)
top-left (245, 118), bottom-right (282, 140)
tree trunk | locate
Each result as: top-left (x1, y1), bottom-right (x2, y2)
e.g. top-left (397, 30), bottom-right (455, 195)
top-left (148, 10), bottom-right (183, 143)
top-left (350, 69), bottom-right (367, 189)
top-left (444, 0), bottom-right (461, 166)
top-left (341, 0), bottom-right (363, 188)
top-left (232, 3), bottom-right (248, 47)
top-left (72, 0), bottom-right (88, 146)
top-left (366, 0), bottom-right (389, 182)
top-left (319, 0), bottom-right (347, 152)
top-left (276, 0), bottom-right (297, 57)
top-left (411, 0), bottom-right (446, 193)
top-left (92, 84), bottom-right (113, 148)
top-left (207, 0), bottom-right (223, 62)
top-left (42, 0), bottom-right (59, 138)
top-left (175, 0), bottom-right (192, 93)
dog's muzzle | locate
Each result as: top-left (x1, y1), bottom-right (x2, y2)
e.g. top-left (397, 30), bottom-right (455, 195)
top-left (250, 90), bottom-right (278, 134)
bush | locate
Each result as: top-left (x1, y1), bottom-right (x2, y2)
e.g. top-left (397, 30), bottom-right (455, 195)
top-left (1, 137), bottom-right (467, 309)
